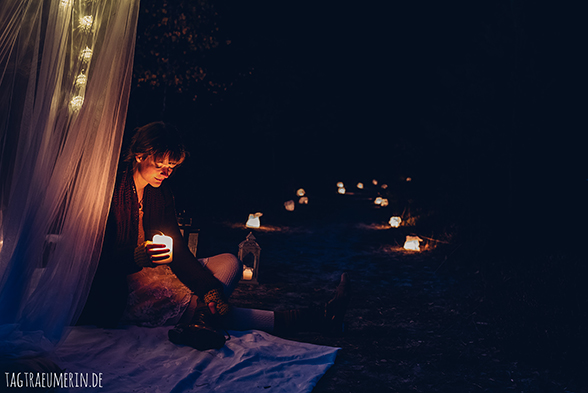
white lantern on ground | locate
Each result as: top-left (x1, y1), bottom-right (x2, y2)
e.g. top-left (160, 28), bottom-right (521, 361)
top-left (337, 182), bottom-right (344, 188)
top-left (284, 200), bottom-right (295, 211)
top-left (338, 187), bottom-right (346, 194)
top-left (357, 182), bottom-right (364, 189)
top-left (297, 188), bottom-right (305, 197)
top-left (374, 197), bottom-right (383, 205)
top-left (245, 212), bottom-right (263, 228)
top-left (404, 235), bottom-right (422, 251)
top-left (389, 216), bottom-right (402, 228)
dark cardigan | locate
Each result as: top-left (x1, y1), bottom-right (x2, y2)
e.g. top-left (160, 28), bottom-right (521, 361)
top-left (78, 167), bottom-right (222, 327)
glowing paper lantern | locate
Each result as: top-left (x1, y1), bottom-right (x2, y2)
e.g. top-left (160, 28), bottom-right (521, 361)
top-left (246, 212), bottom-right (263, 228)
top-left (337, 182), bottom-right (344, 188)
top-left (404, 235), bottom-right (422, 251)
top-left (374, 197), bottom-right (383, 205)
top-left (297, 188), bottom-right (305, 197)
top-left (284, 200), bottom-right (295, 211)
top-left (389, 216), bottom-right (402, 228)
top-left (338, 187), bottom-right (346, 195)
top-left (299, 196), bottom-right (308, 204)
top-left (357, 182), bottom-right (364, 189)
top-left (152, 234), bottom-right (173, 263)
top-left (380, 198), bottom-right (389, 207)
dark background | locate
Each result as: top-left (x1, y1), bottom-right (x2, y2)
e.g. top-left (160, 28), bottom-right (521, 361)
top-left (123, 0), bottom-right (586, 378)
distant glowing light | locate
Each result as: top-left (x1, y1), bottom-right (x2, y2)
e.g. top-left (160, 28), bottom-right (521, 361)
top-left (372, 179), bottom-right (378, 186)
top-left (356, 182), bottom-right (364, 189)
top-left (245, 212), bottom-right (262, 228)
top-left (297, 188), bottom-right (305, 197)
top-left (79, 15), bottom-right (94, 32)
top-left (381, 184), bottom-right (388, 189)
top-left (389, 216), bottom-right (402, 228)
top-left (70, 96), bottom-right (84, 111)
top-left (380, 198), bottom-right (389, 207)
top-left (404, 235), bottom-right (422, 251)
top-left (75, 73), bottom-right (87, 87)
top-left (336, 182), bottom-right (344, 188)
top-left (406, 177), bottom-right (412, 182)
top-left (299, 196), bottom-right (308, 204)
top-left (80, 47), bottom-right (93, 62)
top-left (284, 200), bottom-right (295, 211)
top-left (338, 187), bottom-right (346, 195)
top-left (374, 197), bottom-right (383, 205)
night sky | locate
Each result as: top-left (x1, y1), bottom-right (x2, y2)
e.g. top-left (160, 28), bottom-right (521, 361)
top-left (125, 0), bottom-right (584, 234)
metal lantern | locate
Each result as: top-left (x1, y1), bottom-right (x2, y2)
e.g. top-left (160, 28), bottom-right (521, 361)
top-left (238, 232), bottom-right (261, 284)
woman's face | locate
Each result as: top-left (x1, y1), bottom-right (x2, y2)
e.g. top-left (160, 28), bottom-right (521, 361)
top-left (134, 154), bottom-right (178, 188)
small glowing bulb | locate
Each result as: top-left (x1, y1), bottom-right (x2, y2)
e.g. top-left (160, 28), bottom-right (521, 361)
top-left (372, 179), bottom-right (378, 186)
top-left (70, 96), bottom-right (84, 111)
top-left (296, 188), bottom-right (305, 197)
top-left (389, 216), bottom-right (402, 228)
top-left (79, 15), bottom-right (93, 32)
top-left (80, 47), bottom-right (93, 62)
top-left (336, 182), bottom-right (344, 188)
top-left (75, 73), bottom-right (87, 87)
top-left (338, 187), bottom-right (346, 195)
top-left (356, 182), bottom-right (364, 189)
top-left (374, 197), bottom-right (383, 205)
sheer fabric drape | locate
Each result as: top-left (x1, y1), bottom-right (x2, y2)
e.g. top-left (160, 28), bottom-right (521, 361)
top-left (0, 0), bottom-right (140, 357)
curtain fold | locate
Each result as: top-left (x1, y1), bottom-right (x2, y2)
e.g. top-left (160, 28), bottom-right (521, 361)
top-left (0, 0), bottom-right (141, 358)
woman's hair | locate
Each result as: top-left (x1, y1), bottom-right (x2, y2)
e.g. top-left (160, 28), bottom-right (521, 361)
top-left (124, 122), bottom-right (187, 168)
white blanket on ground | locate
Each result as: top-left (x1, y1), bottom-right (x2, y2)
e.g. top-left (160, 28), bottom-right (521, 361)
top-left (50, 326), bottom-right (339, 393)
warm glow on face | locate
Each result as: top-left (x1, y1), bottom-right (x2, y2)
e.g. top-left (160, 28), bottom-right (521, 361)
top-left (296, 188), bottom-right (305, 197)
top-left (404, 235), bottom-right (421, 251)
top-left (357, 182), bottom-right (364, 189)
top-left (338, 187), bottom-right (346, 194)
top-left (389, 216), bottom-right (401, 228)
top-left (246, 213), bottom-right (262, 228)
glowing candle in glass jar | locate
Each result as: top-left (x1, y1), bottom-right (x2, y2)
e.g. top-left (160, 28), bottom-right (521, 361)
top-left (243, 267), bottom-right (254, 280)
top-left (152, 234), bottom-right (173, 263)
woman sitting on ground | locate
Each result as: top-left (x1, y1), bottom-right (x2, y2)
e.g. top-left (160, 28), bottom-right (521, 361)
top-left (78, 122), bottom-right (349, 350)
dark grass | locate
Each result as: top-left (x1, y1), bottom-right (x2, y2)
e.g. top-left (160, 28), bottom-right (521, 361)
top-left (182, 186), bottom-right (587, 393)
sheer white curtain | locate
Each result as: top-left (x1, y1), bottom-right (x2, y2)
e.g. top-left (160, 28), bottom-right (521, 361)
top-left (0, 0), bottom-right (140, 358)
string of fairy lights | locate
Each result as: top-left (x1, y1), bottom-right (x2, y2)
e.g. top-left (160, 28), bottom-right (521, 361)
top-left (60, 0), bottom-right (97, 113)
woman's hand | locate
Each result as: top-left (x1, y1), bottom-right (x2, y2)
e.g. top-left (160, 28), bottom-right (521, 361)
top-left (134, 241), bottom-right (171, 267)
